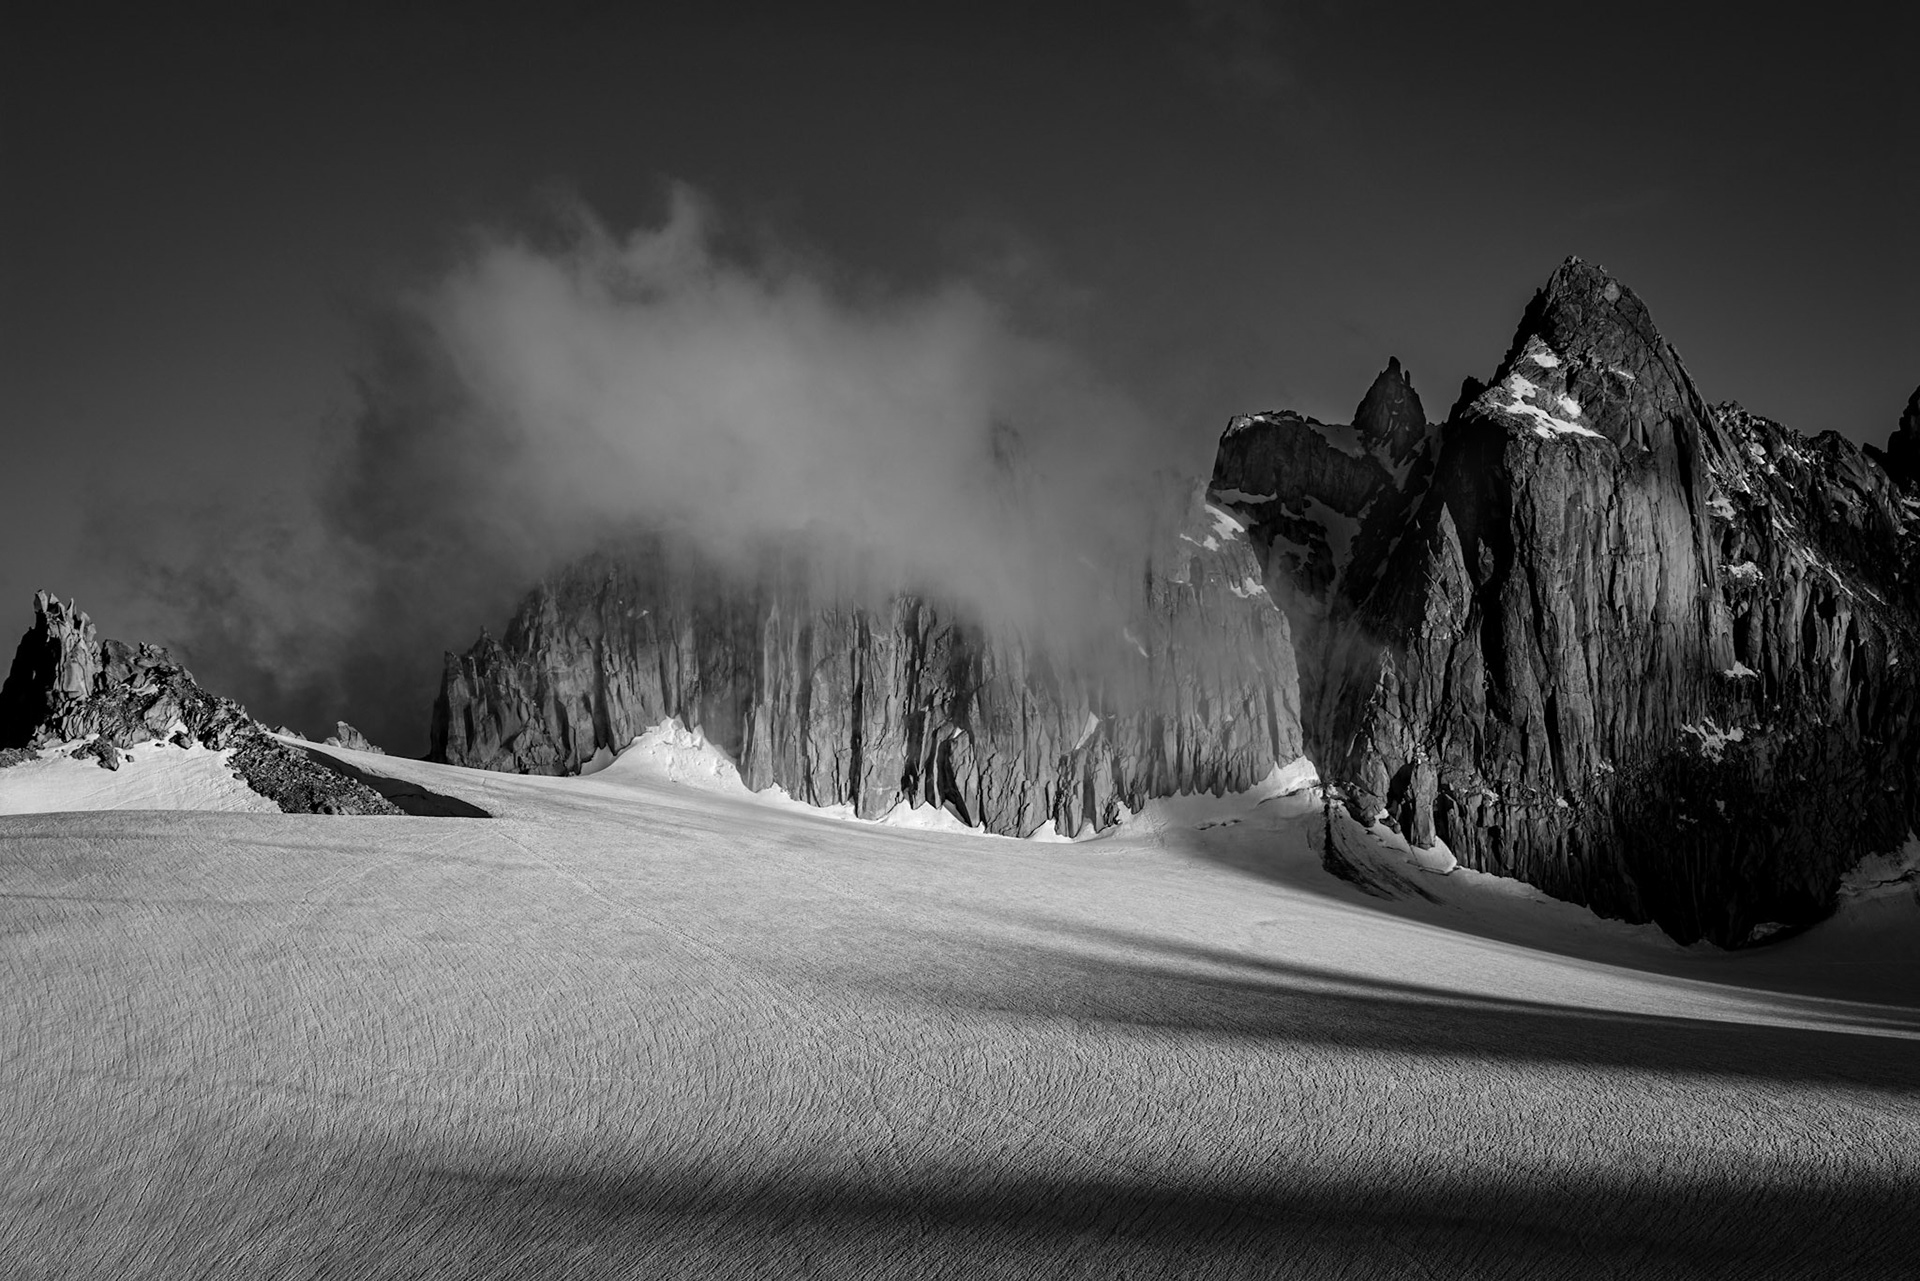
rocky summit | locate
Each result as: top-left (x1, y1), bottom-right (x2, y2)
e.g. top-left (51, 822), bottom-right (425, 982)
top-left (0, 592), bottom-right (402, 815)
top-left (433, 490), bottom-right (1303, 837)
top-left (423, 258), bottom-right (1915, 948)
top-left (1210, 257), bottom-right (1920, 947)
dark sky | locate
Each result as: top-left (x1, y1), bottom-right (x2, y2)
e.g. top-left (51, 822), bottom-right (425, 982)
top-left (4, 1), bottom-right (1915, 745)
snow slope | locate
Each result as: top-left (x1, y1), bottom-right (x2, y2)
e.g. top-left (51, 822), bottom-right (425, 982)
top-left (0, 739), bottom-right (279, 815)
top-left (2, 741), bottom-right (1916, 1278)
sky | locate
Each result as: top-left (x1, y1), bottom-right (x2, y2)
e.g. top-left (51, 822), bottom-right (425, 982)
top-left (4, 1), bottom-right (1915, 751)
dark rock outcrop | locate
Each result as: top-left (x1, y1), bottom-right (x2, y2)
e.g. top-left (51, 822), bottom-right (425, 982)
top-left (1866, 385), bottom-right (1920, 490)
top-left (1212, 258), bottom-right (1920, 947)
top-left (1353, 356), bottom-right (1429, 468)
top-left (433, 494), bottom-right (1304, 837)
top-left (1211, 357), bottom-right (1435, 763)
top-left (0, 592), bottom-right (403, 815)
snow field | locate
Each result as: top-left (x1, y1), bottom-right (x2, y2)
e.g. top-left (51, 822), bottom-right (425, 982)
top-left (1, 742), bottom-right (1916, 1277)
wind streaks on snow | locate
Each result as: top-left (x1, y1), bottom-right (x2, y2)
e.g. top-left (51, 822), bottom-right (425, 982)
top-left (1, 750), bottom-right (1915, 1279)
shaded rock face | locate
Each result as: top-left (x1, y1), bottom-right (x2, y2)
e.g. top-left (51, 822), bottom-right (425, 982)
top-left (1212, 258), bottom-right (1920, 947)
top-left (1353, 356), bottom-right (1429, 469)
top-left (1866, 385), bottom-right (1920, 490)
top-left (433, 497), bottom-right (1304, 837)
top-left (1210, 357), bottom-right (1433, 759)
top-left (0, 592), bottom-right (403, 816)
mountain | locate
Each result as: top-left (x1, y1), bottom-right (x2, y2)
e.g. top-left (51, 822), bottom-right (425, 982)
top-left (432, 490), bottom-right (1304, 837)
top-left (423, 257), bottom-right (1916, 947)
top-left (0, 591), bottom-right (404, 815)
top-left (1211, 258), bottom-right (1920, 947)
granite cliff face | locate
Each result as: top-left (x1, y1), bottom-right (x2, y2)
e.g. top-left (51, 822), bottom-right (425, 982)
top-left (0, 592), bottom-right (404, 815)
top-left (433, 494), bottom-right (1304, 837)
top-left (1210, 357), bottom-right (1437, 753)
top-left (1211, 259), bottom-right (1920, 946)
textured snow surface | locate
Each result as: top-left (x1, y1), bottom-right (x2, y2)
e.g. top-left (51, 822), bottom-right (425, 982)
top-left (1330, 804), bottom-right (1460, 874)
top-left (3, 749), bottom-right (1916, 1278)
top-left (0, 740), bottom-right (279, 815)
top-left (593, 718), bottom-right (747, 793)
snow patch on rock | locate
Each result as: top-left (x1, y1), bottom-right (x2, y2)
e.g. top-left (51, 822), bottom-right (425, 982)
top-left (1309, 418), bottom-right (1369, 459)
top-left (1205, 503), bottom-right (1244, 543)
top-left (1226, 575), bottom-right (1269, 600)
top-left (1680, 720), bottom-right (1746, 762)
top-left (1838, 834), bottom-right (1920, 904)
top-left (1073, 711), bottom-right (1101, 751)
top-left (1489, 372), bottom-right (1604, 439)
top-left (1302, 496), bottom-right (1361, 574)
top-left (1522, 339), bottom-right (1562, 369)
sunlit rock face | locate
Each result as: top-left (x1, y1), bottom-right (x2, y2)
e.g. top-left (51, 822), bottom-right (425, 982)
top-left (432, 492), bottom-right (1304, 838)
top-left (1212, 257), bottom-right (1920, 947)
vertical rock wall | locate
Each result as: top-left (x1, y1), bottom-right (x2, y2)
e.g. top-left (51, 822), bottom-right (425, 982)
top-left (1213, 258), bottom-right (1920, 946)
top-left (433, 494), bottom-right (1304, 837)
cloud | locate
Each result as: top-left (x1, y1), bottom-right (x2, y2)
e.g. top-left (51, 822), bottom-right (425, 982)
top-left (94, 185), bottom-right (1197, 751)
top-left (375, 185), bottom-right (1182, 621)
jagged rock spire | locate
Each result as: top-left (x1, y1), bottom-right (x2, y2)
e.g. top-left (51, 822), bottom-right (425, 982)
top-left (1209, 255), bottom-right (1920, 949)
top-left (1886, 386), bottom-right (1920, 488)
top-left (1353, 357), bottom-right (1426, 466)
top-left (0, 592), bottom-right (100, 747)
top-left (0, 593), bottom-right (407, 813)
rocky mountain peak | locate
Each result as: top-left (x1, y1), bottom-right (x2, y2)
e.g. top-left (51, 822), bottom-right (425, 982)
top-left (1457, 256), bottom-right (1715, 459)
top-left (1352, 356), bottom-right (1427, 466)
top-left (0, 593), bottom-right (405, 813)
top-left (1206, 260), bottom-right (1919, 948)
top-left (1884, 385), bottom-right (1920, 489)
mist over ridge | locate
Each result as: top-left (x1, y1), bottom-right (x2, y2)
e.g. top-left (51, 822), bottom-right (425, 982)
top-left (100, 185), bottom-right (1209, 754)
top-left (403, 184), bottom-right (1190, 621)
